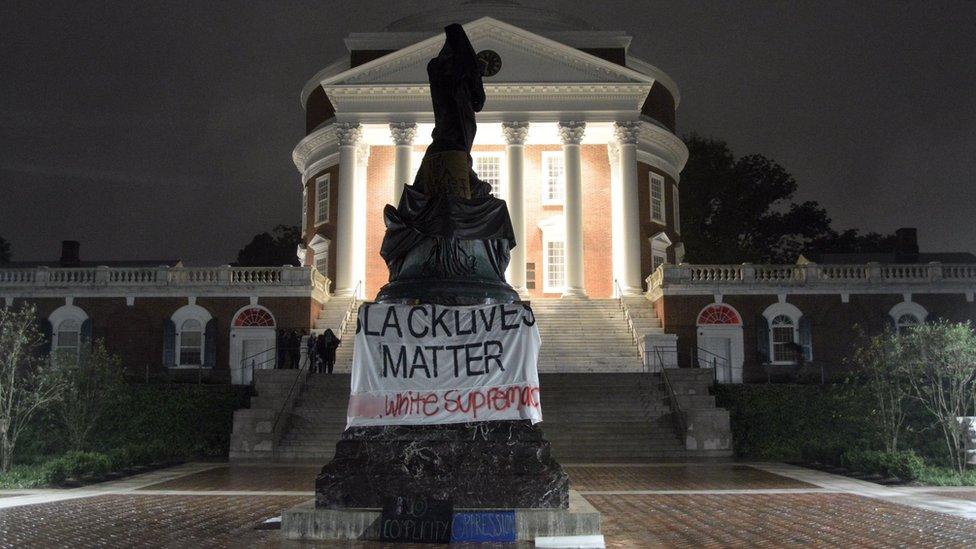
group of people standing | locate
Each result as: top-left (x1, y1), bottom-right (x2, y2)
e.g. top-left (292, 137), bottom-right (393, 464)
top-left (306, 328), bottom-right (341, 374)
top-left (275, 329), bottom-right (340, 373)
top-left (276, 329), bottom-right (305, 369)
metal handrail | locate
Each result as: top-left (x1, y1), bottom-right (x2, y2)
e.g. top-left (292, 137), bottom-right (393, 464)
top-left (692, 345), bottom-right (732, 383)
top-left (270, 353), bottom-right (311, 458)
top-left (654, 346), bottom-right (687, 441)
top-left (269, 281), bottom-right (361, 458)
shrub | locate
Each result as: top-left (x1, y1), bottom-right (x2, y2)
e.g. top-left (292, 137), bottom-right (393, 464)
top-left (15, 384), bottom-right (248, 464)
top-left (841, 449), bottom-right (924, 480)
top-left (42, 451), bottom-right (111, 484)
top-left (713, 384), bottom-right (878, 462)
top-left (0, 464), bottom-right (49, 489)
top-left (42, 458), bottom-right (68, 485)
top-left (106, 447), bottom-right (132, 471)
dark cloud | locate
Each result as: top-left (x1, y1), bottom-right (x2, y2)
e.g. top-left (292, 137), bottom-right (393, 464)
top-left (1, 0), bottom-right (974, 264)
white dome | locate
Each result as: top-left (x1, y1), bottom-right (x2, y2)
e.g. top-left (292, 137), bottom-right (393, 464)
top-left (384, 0), bottom-right (596, 32)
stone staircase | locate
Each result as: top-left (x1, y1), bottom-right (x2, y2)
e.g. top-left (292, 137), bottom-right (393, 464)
top-left (268, 370), bottom-right (730, 462)
top-left (229, 295), bottom-right (356, 461)
top-left (531, 299), bottom-right (647, 372)
top-left (234, 297), bottom-right (730, 462)
top-left (275, 373), bottom-right (351, 461)
top-left (229, 368), bottom-right (302, 460)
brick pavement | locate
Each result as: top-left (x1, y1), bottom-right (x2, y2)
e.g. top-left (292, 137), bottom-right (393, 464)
top-left (3, 463), bottom-right (976, 547)
top-left (568, 464), bottom-right (815, 491)
top-left (587, 492), bottom-right (976, 548)
top-left (139, 465), bottom-right (319, 492)
top-left (0, 494), bottom-right (306, 549)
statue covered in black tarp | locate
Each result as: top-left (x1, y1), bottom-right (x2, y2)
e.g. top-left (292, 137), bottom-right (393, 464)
top-left (377, 23), bottom-right (518, 305)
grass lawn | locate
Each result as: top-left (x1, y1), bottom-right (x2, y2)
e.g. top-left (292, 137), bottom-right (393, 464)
top-left (916, 466), bottom-right (976, 486)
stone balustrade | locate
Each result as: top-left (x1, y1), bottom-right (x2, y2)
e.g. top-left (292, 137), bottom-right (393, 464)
top-left (647, 262), bottom-right (976, 298)
top-left (0, 265), bottom-right (330, 299)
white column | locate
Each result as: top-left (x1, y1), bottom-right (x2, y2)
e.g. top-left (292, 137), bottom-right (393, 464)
top-left (559, 121), bottom-right (587, 299)
top-left (503, 121), bottom-right (529, 295)
top-left (354, 141), bottom-right (370, 299)
top-left (607, 141), bottom-right (623, 295)
top-left (333, 122), bottom-right (361, 297)
top-left (614, 121), bottom-right (643, 295)
top-left (389, 122), bottom-right (417, 204)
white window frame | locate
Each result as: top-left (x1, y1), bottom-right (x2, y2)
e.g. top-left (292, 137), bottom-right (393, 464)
top-left (649, 172), bottom-right (666, 224)
top-left (541, 151), bottom-right (565, 205)
top-left (309, 234), bottom-right (331, 276)
top-left (889, 301), bottom-right (928, 334)
top-left (472, 152), bottom-right (504, 199)
top-left (178, 319), bottom-right (204, 367)
top-left (171, 304), bottom-right (213, 369)
top-left (543, 236), bottom-right (566, 294)
top-left (314, 174), bottom-right (331, 226)
top-left (649, 231), bottom-right (672, 274)
top-left (762, 302), bottom-right (804, 365)
top-left (49, 304), bottom-right (88, 363)
top-left (652, 252), bottom-right (667, 273)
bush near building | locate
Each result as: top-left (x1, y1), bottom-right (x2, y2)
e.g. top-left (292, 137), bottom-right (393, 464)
top-left (1, 383), bottom-right (248, 488)
top-left (714, 383), bottom-right (960, 481)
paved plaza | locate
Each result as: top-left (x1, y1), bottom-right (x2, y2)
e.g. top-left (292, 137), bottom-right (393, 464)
top-left (1, 462), bottom-right (976, 548)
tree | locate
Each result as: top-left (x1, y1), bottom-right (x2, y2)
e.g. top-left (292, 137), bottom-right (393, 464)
top-left (0, 305), bottom-right (65, 471)
top-left (55, 340), bottom-right (126, 451)
top-left (850, 328), bottom-right (909, 452)
top-left (897, 321), bottom-right (976, 472)
top-left (0, 237), bottom-right (10, 264)
top-left (236, 225), bottom-right (301, 267)
top-left (679, 135), bottom-right (896, 263)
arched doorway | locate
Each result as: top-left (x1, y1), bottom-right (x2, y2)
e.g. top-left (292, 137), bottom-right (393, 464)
top-left (229, 305), bottom-right (277, 385)
top-left (696, 303), bottom-right (744, 383)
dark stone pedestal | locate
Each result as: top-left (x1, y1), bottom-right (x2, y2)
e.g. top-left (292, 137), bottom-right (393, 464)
top-left (375, 276), bottom-right (520, 305)
top-left (315, 420), bottom-right (569, 509)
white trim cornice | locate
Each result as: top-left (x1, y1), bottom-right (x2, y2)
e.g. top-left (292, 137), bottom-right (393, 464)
top-left (293, 124), bottom-right (338, 171)
top-left (322, 18), bottom-right (656, 89)
top-left (636, 120), bottom-right (688, 181)
top-left (322, 83), bottom-right (652, 117)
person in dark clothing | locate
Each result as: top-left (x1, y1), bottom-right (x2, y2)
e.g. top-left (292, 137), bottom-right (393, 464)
top-left (276, 329), bottom-right (287, 369)
top-left (314, 331), bottom-right (328, 374)
top-left (305, 333), bottom-right (317, 372)
top-left (320, 328), bottom-right (341, 374)
top-left (289, 330), bottom-right (302, 369)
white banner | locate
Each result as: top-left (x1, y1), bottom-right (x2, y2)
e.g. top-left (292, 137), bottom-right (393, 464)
top-left (346, 302), bottom-right (542, 428)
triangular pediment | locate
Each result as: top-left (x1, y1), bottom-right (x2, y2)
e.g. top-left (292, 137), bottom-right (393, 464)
top-left (322, 17), bottom-right (654, 87)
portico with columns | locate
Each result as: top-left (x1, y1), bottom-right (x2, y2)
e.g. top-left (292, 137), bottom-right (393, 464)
top-left (292, 17), bottom-right (688, 300)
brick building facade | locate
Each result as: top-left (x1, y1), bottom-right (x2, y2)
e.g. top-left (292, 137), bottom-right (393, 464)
top-left (2, 11), bottom-right (974, 387)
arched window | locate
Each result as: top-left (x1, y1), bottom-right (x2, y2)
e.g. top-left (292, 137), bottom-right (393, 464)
top-left (168, 304), bottom-right (213, 368)
top-left (895, 313), bottom-right (921, 333)
top-left (697, 304), bottom-right (742, 326)
top-left (233, 307), bottom-right (276, 327)
top-left (770, 315), bottom-right (797, 363)
top-left (179, 319), bottom-right (203, 366)
top-left (761, 302), bottom-right (810, 364)
top-left (48, 304), bottom-right (89, 362)
top-left (55, 318), bottom-right (81, 358)
top-left (889, 301), bottom-right (927, 335)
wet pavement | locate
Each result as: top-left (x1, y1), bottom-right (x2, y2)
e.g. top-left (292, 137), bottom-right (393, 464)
top-left (2, 462), bottom-right (975, 547)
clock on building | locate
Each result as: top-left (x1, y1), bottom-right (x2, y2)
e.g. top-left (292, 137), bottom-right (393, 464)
top-left (477, 49), bottom-right (502, 77)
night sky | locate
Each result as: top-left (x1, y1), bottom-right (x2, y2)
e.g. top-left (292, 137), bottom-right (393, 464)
top-left (1, 1), bottom-right (974, 265)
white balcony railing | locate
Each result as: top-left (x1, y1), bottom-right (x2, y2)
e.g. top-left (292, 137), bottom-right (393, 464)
top-left (648, 262), bottom-right (976, 294)
top-left (0, 265), bottom-right (330, 297)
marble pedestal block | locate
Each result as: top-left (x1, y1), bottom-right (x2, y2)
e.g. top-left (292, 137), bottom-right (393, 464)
top-left (315, 420), bottom-right (569, 509)
top-left (283, 490), bottom-right (599, 541)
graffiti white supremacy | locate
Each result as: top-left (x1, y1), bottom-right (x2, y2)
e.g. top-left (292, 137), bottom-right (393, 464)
top-left (346, 302), bottom-right (542, 427)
